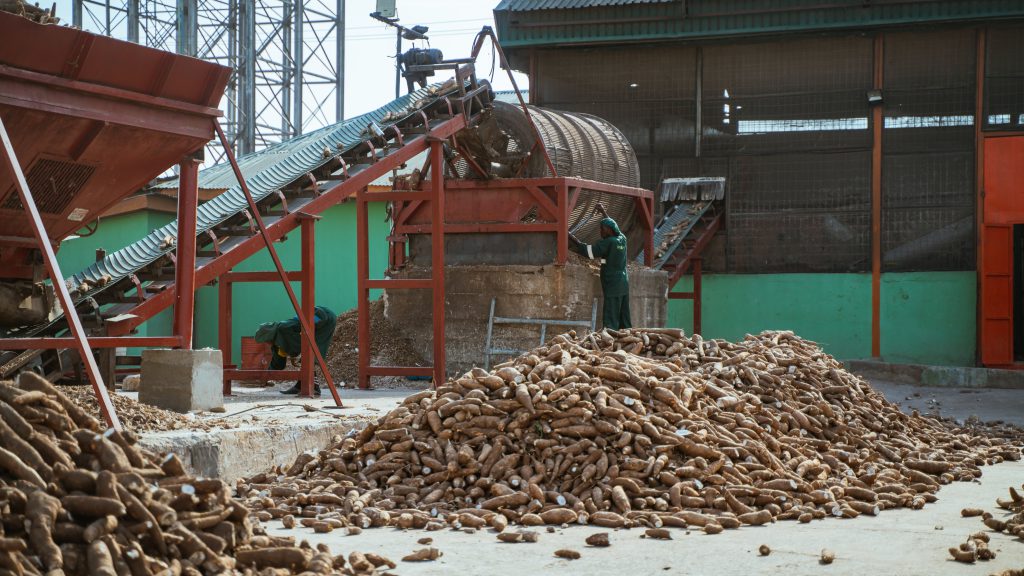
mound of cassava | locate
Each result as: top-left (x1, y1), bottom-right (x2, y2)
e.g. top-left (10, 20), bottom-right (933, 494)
top-left (242, 329), bottom-right (1024, 534)
top-left (0, 372), bottom-right (391, 575)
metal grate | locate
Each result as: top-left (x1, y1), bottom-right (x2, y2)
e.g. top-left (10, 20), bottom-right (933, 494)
top-left (3, 158), bottom-right (96, 215)
top-left (882, 30), bottom-right (976, 272)
top-left (985, 26), bottom-right (1024, 131)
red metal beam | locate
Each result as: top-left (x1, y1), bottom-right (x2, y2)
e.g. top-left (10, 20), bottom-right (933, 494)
top-left (0, 336), bottom-right (182, 350)
top-left (173, 156), bottom-right (200, 350)
top-left (214, 121), bottom-right (343, 407)
top-left (366, 279), bottom-right (432, 289)
top-left (222, 271), bottom-right (304, 282)
top-left (357, 186), bottom-right (371, 389)
top-left (299, 219), bottom-right (315, 398)
top-left (108, 114), bottom-right (469, 336)
top-left (224, 369), bottom-right (301, 381)
top-left (218, 274), bottom-right (233, 395)
top-left (398, 223), bottom-right (561, 234)
top-left (430, 140), bottom-right (446, 389)
top-left (0, 116), bottom-right (121, 430)
top-left (557, 180), bottom-right (569, 264)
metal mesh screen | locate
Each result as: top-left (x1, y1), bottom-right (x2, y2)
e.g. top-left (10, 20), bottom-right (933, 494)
top-left (702, 36), bottom-right (873, 273)
top-left (985, 26), bottom-right (1024, 131)
top-left (536, 44), bottom-right (697, 192)
top-left (882, 30), bottom-right (975, 272)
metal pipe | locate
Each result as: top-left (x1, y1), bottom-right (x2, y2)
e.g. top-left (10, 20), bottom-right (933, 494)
top-left (127, 0), bottom-right (139, 43)
top-left (73, 0), bottom-right (82, 28)
top-left (299, 218), bottom-right (315, 396)
top-left (173, 156), bottom-right (200, 350)
top-left (0, 117), bottom-right (122, 431)
top-left (871, 33), bottom-right (884, 359)
top-left (282, 1), bottom-right (292, 138)
top-left (213, 120), bottom-right (343, 406)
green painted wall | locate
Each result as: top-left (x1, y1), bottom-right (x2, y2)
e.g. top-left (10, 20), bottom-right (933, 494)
top-left (667, 272), bottom-right (975, 366)
top-left (192, 201), bottom-right (390, 365)
top-left (880, 272), bottom-right (976, 366)
top-left (57, 212), bottom-right (175, 351)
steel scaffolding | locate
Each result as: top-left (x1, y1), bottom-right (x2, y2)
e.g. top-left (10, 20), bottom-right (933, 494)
top-left (72, 0), bottom-right (346, 160)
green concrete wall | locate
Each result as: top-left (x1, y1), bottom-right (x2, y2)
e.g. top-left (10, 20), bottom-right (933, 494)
top-left (57, 212), bottom-right (175, 351)
top-left (879, 271), bottom-right (976, 366)
top-left (667, 272), bottom-right (975, 366)
top-left (192, 202), bottom-right (390, 365)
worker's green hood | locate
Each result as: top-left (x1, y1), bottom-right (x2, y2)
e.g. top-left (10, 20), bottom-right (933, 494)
top-left (600, 217), bottom-right (622, 236)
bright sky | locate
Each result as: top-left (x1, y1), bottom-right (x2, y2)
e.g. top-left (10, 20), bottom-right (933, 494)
top-left (51, 0), bottom-right (528, 125)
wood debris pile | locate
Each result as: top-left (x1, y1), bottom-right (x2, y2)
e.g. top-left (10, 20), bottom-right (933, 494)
top-left (243, 329), bottom-right (1023, 535)
top-left (0, 373), bottom-right (391, 575)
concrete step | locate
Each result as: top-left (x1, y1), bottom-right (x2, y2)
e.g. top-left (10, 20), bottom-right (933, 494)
top-left (846, 359), bottom-right (1024, 389)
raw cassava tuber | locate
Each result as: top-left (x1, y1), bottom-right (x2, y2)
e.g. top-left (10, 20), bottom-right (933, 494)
top-left (0, 372), bottom-right (391, 575)
top-left (242, 329), bottom-right (1023, 540)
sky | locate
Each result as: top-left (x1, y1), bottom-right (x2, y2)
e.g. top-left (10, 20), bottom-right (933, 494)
top-left (52, 0), bottom-right (528, 126)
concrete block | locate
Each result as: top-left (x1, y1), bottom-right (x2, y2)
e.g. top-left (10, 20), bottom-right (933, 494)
top-left (139, 349), bottom-right (224, 413)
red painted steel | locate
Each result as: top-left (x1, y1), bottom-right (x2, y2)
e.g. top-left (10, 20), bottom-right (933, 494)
top-left (356, 187), bottom-right (371, 389)
top-left (0, 12), bottom-right (229, 278)
top-left (1, 336), bottom-right (181, 349)
top-left (219, 274), bottom-right (233, 395)
top-left (430, 140), bottom-right (446, 389)
top-left (300, 219), bottom-right (315, 397)
top-left (871, 33), bottom-right (884, 359)
top-left (108, 115), bottom-right (468, 336)
top-left (980, 224), bottom-right (1013, 366)
top-left (174, 157), bottom-right (200, 349)
top-left (213, 121), bottom-right (342, 406)
top-left (980, 136), bottom-right (1024, 366)
top-left (0, 116), bottom-right (121, 430)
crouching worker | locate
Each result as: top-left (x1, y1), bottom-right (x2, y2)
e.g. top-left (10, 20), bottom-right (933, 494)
top-left (569, 203), bottom-right (632, 330)
top-left (254, 305), bottom-right (337, 396)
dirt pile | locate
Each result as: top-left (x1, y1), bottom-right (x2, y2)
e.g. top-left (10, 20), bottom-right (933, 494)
top-left (243, 329), bottom-right (1023, 534)
top-left (325, 299), bottom-right (427, 388)
top-left (0, 372), bottom-right (392, 575)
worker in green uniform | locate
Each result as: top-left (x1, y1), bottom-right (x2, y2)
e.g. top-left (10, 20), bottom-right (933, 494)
top-left (569, 203), bottom-right (632, 330)
top-left (253, 305), bottom-right (337, 396)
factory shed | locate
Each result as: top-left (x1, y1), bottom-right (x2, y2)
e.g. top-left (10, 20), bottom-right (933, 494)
top-left (494, 0), bottom-right (1024, 367)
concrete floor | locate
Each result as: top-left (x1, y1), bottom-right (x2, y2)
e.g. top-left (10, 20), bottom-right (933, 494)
top-left (253, 378), bottom-right (1024, 575)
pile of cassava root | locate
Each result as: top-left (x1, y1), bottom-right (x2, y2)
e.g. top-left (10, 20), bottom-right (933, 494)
top-left (241, 329), bottom-right (1024, 535)
top-left (0, 372), bottom-right (393, 575)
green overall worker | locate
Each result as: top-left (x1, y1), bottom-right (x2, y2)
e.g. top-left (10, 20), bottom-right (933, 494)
top-left (253, 305), bottom-right (337, 396)
top-left (569, 203), bottom-right (632, 330)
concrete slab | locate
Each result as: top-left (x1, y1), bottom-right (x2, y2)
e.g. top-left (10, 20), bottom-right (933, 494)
top-left (139, 348), bottom-right (224, 412)
top-left (264, 460), bottom-right (1024, 576)
top-left (847, 359), bottom-right (1024, 390)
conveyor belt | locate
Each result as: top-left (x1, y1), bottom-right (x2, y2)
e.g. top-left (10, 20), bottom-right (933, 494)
top-left (2, 83), bottom-right (490, 344)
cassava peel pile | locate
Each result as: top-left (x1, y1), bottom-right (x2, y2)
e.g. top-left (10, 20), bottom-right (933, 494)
top-left (243, 329), bottom-right (1023, 534)
top-left (0, 372), bottom-right (391, 575)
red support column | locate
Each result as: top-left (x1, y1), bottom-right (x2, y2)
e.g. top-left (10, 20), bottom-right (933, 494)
top-left (0, 117), bottom-right (122, 430)
top-left (870, 34), bottom-right (884, 359)
top-left (430, 140), bottom-right (446, 388)
top-left (219, 276), bottom-right (233, 395)
top-left (356, 189), bottom-right (371, 390)
top-left (556, 181), bottom-right (569, 265)
top-left (174, 155), bottom-right (200, 350)
top-left (299, 218), bottom-right (316, 397)
top-left (692, 258), bottom-right (703, 336)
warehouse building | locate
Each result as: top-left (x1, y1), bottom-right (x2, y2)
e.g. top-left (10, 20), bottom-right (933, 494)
top-left (494, 0), bottom-right (1024, 367)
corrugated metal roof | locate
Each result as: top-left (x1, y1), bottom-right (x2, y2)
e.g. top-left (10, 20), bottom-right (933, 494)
top-left (494, 0), bottom-right (1024, 49)
top-left (495, 0), bottom-right (672, 11)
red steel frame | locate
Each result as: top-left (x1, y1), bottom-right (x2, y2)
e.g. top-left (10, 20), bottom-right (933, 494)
top-left (391, 177), bottom-right (655, 268)
top-left (217, 219), bottom-right (320, 396)
top-left (356, 139), bottom-right (449, 389)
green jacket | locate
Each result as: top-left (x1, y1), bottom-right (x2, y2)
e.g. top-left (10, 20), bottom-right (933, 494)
top-left (571, 217), bottom-right (630, 297)
top-left (254, 305), bottom-right (337, 358)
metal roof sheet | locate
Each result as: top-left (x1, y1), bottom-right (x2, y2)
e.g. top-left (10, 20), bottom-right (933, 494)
top-left (494, 0), bottom-right (1024, 48)
top-left (495, 0), bottom-right (672, 11)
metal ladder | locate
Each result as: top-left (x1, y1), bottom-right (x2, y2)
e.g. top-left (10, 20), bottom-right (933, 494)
top-left (483, 297), bottom-right (598, 369)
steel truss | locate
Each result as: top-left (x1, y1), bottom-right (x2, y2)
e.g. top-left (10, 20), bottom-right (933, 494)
top-left (72, 0), bottom-right (345, 161)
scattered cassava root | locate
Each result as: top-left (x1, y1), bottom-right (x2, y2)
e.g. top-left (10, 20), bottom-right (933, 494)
top-left (949, 482), bottom-right (1024, 564)
top-left (0, 372), bottom-right (392, 575)
top-left (240, 329), bottom-right (1023, 540)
